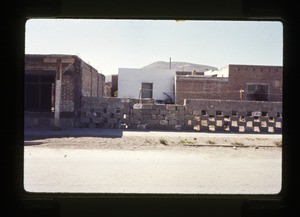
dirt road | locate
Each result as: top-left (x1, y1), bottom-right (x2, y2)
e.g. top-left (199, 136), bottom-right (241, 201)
top-left (24, 130), bottom-right (282, 194)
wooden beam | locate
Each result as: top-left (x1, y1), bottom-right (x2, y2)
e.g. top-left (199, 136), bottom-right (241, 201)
top-left (44, 57), bottom-right (74, 64)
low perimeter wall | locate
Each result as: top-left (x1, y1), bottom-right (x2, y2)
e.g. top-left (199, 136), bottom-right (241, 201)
top-left (79, 97), bottom-right (282, 133)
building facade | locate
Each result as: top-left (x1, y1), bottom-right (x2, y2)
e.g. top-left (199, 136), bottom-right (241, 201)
top-left (175, 64), bottom-right (283, 104)
top-left (118, 68), bottom-right (176, 103)
top-left (24, 54), bottom-right (105, 127)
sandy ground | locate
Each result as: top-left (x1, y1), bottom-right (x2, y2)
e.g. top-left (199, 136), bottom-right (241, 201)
top-left (24, 130), bottom-right (282, 151)
top-left (24, 130), bottom-right (282, 194)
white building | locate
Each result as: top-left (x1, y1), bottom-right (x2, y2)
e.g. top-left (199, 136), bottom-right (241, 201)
top-left (118, 68), bottom-right (176, 103)
top-left (204, 65), bottom-right (229, 77)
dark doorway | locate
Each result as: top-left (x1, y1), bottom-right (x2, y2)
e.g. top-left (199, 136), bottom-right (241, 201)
top-left (25, 74), bottom-right (55, 112)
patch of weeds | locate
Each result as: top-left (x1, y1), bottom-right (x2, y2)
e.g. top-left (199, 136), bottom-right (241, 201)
top-left (206, 140), bottom-right (216, 145)
top-left (255, 137), bottom-right (267, 140)
top-left (159, 138), bottom-right (168, 146)
top-left (231, 141), bottom-right (244, 146)
top-left (145, 139), bottom-right (151, 144)
top-left (245, 138), bottom-right (254, 141)
top-left (179, 139), bottom-right (193, 144)
top-left (274, 140), bottom-right (282, 147)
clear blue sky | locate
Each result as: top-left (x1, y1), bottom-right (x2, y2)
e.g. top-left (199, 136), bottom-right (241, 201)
top-left (25, 19), bottom-right (283, 75)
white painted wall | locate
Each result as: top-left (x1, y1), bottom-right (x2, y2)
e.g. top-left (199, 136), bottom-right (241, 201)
top-left (118, 68), bottom-right (176, 102)
top-left (204, 65), bottom-right (229, 77)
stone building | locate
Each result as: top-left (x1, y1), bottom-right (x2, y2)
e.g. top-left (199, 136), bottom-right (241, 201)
top-left (175, 64), bottom-right (283, 104)
top-left (24, 54), bottom-right (105, 127)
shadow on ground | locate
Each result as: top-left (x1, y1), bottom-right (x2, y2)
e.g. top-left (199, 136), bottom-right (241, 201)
top-left (24, 127), bottom-right (124, 140)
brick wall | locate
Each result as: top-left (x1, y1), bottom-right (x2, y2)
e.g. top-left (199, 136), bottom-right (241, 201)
top-left (61, 73), bottom-right (75, 112)
top-left (175, 65), bottom-right (283, 104)
top-left (98, 73), bottom-right (105, 97)
top-left (81, 61), bottom-right (105, 98)
top-left (176, 77), bottom-right (229, 104)
top-left (228, 65), bottom-right (283, 102)
top-left (81, 63), bottom-right (93, 97)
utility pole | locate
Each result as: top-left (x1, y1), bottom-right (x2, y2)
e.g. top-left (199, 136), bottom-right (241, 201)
top-left (169, 57), bottom-right (171, 69)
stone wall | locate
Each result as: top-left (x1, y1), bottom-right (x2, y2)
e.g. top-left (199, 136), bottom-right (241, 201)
top-left (79, 97), bottom-right (282, 133)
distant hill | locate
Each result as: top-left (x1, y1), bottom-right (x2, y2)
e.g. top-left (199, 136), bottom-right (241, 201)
top-left (142, 61), bottom-right (217, 72)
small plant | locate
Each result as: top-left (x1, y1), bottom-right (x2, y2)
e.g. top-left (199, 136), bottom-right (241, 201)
top-left (159, 138), bottom-right (168, 146)
top-left (206, 140), bottom-right (216, 145)
top-left (179, 139), bottom-right (193, 144)
top-left (113, 90), bottom-right (118, 97)
top-left (231, 141), bottom-right (244, 146)
top-left (245, 138), bottom-right (254, 141)
top-left (274, 140), bottom-right (282, 147)
top-left (255, 137), bottom-right (267, 140)
top-left (145, 139), bottom-right (151, 143)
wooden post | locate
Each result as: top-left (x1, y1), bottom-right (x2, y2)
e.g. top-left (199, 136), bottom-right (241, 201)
top-left (239, 89), bottom-right (244, 100)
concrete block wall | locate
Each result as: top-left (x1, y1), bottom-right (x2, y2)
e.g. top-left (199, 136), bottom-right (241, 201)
top-left (79, 97), bottom-right (282, 133)
top-left (184, 99), bottom-right (282, 133)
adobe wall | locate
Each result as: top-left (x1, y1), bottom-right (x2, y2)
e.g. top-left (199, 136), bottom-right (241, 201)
top-left (79, 97), bottom-right (282, 133)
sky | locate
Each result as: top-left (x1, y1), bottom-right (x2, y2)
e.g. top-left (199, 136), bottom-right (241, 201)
top-left (25, 19), bottom-right (283, 76)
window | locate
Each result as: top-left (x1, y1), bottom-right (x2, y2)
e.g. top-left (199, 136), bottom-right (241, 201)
top-left (141, 83), bottom-right (153, 99)
top-left (246, 83), bottom-right (269, 101)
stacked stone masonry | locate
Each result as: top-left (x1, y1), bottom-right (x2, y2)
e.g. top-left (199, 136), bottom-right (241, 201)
top-left (79, 97), bottom-right (282, 133)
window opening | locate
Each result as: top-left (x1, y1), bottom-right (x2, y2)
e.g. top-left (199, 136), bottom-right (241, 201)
top-left (141, 83), bottom-right (153, 99)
